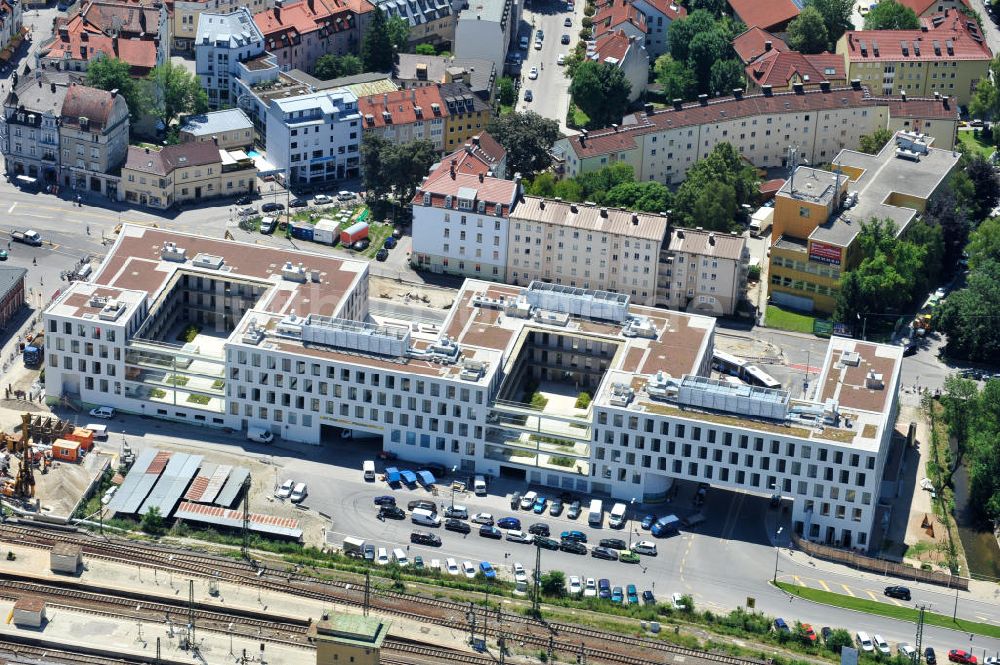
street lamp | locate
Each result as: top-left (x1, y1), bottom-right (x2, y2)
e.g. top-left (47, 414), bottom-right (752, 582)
top-left (627, 498), bottom-right (636, 548)
top-left (451, 465), bottom-right (458, 509)
top-left (772, 527), bottom-right (784, 583)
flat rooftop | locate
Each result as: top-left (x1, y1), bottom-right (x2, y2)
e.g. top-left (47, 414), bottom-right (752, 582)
top-left (777, 167), bottom-right (840, 206)
top-left (47, 281), bottom-right (146, 321)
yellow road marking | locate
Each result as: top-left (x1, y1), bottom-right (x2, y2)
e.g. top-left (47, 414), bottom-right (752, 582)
top-left (866, 590), bottom-right (878, 601)
top-left (818, 579), bottom-right (830, 592)
top-left (794, 575), bottom-right (804, 586)
top-left (841, 584), bottom-right (855, 597)
top-left (887, 597), bottom-right (903, 607)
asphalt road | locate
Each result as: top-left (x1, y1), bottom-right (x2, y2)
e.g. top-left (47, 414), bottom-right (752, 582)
top-left (518, 0), bottom-right (579, 130)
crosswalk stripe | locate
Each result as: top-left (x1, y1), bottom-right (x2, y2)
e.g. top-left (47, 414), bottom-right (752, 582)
top-left (818, 579), bottom-right (830, 592)
top-left (841, 584), bottom-right (855, 596)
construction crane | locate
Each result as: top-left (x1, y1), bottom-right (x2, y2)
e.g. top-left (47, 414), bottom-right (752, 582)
top-left (3, 413), bottom-right (36, 499)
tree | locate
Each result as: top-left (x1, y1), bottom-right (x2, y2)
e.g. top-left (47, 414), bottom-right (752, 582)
top-left (786, 6), bottom-right (830, 54)
top-left (654, 55), bottom-right (697, 102)
top-left (687, 30), bottom-right (729, 93)
top-left (857, 127), bottom-right (894, 154)
top-left (362, 8), bottom-right (395, 72)
top-left (668, 10), bottom-right (718, 64)
top-left (603, 180), bottom-right (673, 212)
top-left (806, 0), bottom-right (854, 48)
top-left (709, 59), bottom-right (745, 95)
top-left (85, 56), bottom-right (148, 125)
top-left (685, 0), bottom-right (725, 16)
top-left (414, 43), bottom-right (436, 55)
top-left (386, 15), bottom-right (411, 54)
top-left (487, 111), bottom-right (561, 177)
top-left (312, 54), bottom-right (363, 80)
top-left (498, 77), bottom-right (516, 107)
top-left (966, 216), bottom-right (1000, 269)
top-left (936, 259), bottom-right (1000, 361)
top-left (569, 61), bottom-right (630, 129)
top-left (527, 172), bottom-right (558, 197)
top-left (825, 629), bottom-right (854, 654)
top-left (863, 0), bottom-right (919, 30)
top-left (540, 570), bottom-right (566, 596)
top-left (576, 162), bottom-right (635, 201)
top-left (963, 154), bottom-right (1000, 222)
top-left (361, 135), bottom-right (437, 203)
top-left (969, 56), bottom-right (1000, 125)
top-left (141, 506), bottom-right (164, 535)
top-left (146, 62), bottom-right (208, 129)
top-left (924, 173), bottom-right (973, 270)
top-left (672, 142), bottom-right (759, 229)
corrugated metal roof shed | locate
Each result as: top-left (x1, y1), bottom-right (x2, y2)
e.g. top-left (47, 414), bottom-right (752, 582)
top-left (107, 447), bottom-right (163, 515)
top-left (173, 501), bottom-right (302, 539)
top-left (214, 467), bottom-right (250, 508)
top-left (139, 453), bottom-right (202, 516)
top-left (200, 464), bottom-right (234, 504)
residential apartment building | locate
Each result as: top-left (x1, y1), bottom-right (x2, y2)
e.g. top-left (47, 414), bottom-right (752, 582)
top-left (437, 131), bottom-right (507, 179)
top-left (453, 0), bottom-right (521, 75)
top-left (195, 8), bottom-right (267, 109)
top-left (588, 32), bottom-right (648, 103)
top-left (441, 82), bottom-right (492, 152)
top-left (836, 12), bottom-right (992, 105)
top-left (1, 73), bottom-right (73, 186)
top-left (897, 0), bottom-right (971, 18)
top-left (506, 198), bottom-right (667, 306)
top-left (265, 87), bottom-right (361, 187)
top-left (744, 50), bottom-right (847, 93)
top-left (657, 227), bottom-right (749, 316)
top-left (39, 0), bottom-right (169, 75)
top-left (551, 83), bottom-right (959, 183)
top-left (58, 83), bottom-right (130, 198)
top-left (394, 53), bottom-right (497, 104)
top-left (410, 165), bottom-right (520, 280)
top-left (592, 0), bottom-right (647, 43)
top-left (172, 0), bottom-right (273, 53)
top-left (43, 227), bottom-right (904, 551)
top-left (0, 267), bottom-right (26, 331)
top-left (253, 0), bottom-right (374, 73)
top-left (727, 0), bottom-right (799, 33)
top-left (179, 109), bottom-right (255, 149)
top-left (628, 0), bottom-right (684, 58)
top-left (0, 0), bottom-right (23, 55)
top-left (372, 0), bottom-right (454, 46)
top-left (121, 142), bottom-right (257, 209)
top-left (358, 86), bottom-right (448, 152)
top-left (768, 132), bottom-right (959, 313)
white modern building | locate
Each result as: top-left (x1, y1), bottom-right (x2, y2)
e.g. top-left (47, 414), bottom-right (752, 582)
top-left (195, 8), bottom-right (267, 109)
top-left (453, 0), bottom-right (521, 75)
top-left (410, 166), bottom-right (521, 280)
top-left (44, 226), bottom-right (902, 550)
top-left (264, 87), bottom-right (362, 187)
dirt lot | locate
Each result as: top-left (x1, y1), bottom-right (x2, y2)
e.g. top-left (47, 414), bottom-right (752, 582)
top-left (370, 275), bottom-right (458, 308)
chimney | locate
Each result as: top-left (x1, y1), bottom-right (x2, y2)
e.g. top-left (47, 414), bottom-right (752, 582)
top-left (708, 232), bottom-right (715, 245)
top-left (570, 203), bottom-right (578, 213)
top-left (934, 91), bottom-right (940, 100)
top-left (465, 142), bottom-right (473, 153)
top-left (672, 98), bottom-right (682, 110)
top-left (792, 83), bottom-right (804, 94)
top-left (764, 40), bottom-right (772, 51)
top-left (643, 103), bottom-right (654, 114)
top-left (600, 207), bottom-right (608, 217)
top-left (611, 123), bottom-right (619, 132)
top-left (275, 5), bottom-right (280, 20)
top-left (478, 172), bottom-right (484, 182)
top-left (145, 147), bottom-right (150, 154)
top-left (472, 135), bottom-right (480, 146)
top-left (901, 90), bottom-right (906, 101)
top-left (50, 82), bottom-right (56, 93)
top-left (762, 85), bottom-right (773, 97)
top-left (850, 78), bottom-right (862, 90)
top-left (631, 213), bottom-right (638, 225)
top-left (579, 128), bottom-right (588, 147)
top-left (921, 24), bottom-right (928, 31)
top-left (733, 88), bottom-right (743, 99)
top-left (698, 94), bottom-right (708, 106)
top-left (110, 88), bottom-right (118, 98)
top-left (539, 199), bottom-right (545, 209)
top-left (819, 81), bottom-right (831, 92)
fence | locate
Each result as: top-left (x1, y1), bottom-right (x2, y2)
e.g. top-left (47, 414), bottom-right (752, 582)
top-left (790, 532), bottom-right (969, 590)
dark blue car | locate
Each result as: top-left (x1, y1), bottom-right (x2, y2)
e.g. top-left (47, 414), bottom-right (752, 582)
top-left (640, 514), bottom-right (656, 529)
top-left (598, 578), bottom-right (611, 600)
top-left (560, 530), bottom-right (587, 543)
top-left (497, 517), bottom-right (521, 530)
top-left (384, 236), bottom-right (397, 249)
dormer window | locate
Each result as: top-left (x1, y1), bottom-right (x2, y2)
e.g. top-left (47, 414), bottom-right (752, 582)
top-left (477, 200), bottom-right (486, 213)
top-left (423, 192), bottom-right (431, 206)
top-left (445, 194), bottom-right (453, 208)
top-left (494, 203), bottom-right (502, 216)
top-left (458, 198), bottom-right (473, 210)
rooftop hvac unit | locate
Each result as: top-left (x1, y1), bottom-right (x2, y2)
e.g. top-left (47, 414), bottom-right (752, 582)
top-left (192, 253), bottom-right (225, 270)
top-left (609, 382), bottom-right (634, 407)
top-left (161, 242), bottom-right (187, 262)
top-left (865, 370), bottom-right (884, 390)
top-left (281, 261), bottom-right (307, 282)
top-left (460, 359), bottom-right (486, 381)
top-left (425, 336), bottom-right (461, 363)
top-left (88, 295), bottom-right (109, 308)
top-left (98, 298), bottom-right (126, 321)
top-left (242, 319), bottom-right (265, 345)
top-left (622, 316), bottom-right (657, 339)
top-left (840, 350), bottom-right (861, 366)
top-left (645, 371), bottom-right (677, 401)
top-left (276, 310), bottom-right (305, 337)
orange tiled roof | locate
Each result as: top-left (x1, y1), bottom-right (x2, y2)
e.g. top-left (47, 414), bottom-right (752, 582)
top-left (434, 132), bottom-right (506, 177)
top-left (732, 26), bottom-right (788, 64)
top-left (415, 168), bottom-right (520, 217)
top-left (593, 0), bottom-right (646, 39)
top-left (253, 0), bottom-right (374, 49)
top-left (727, 0), bottom-right (799, 32)
top-left (639, 0), bottom-right (685, 21)
top-left (357, 85), bottom-right (449, 128)
top-left (592, 31), bottom-right (634, 64)
top-left (896, 0), bottom-right (969, 15)
top-left (747, 50), bottom-right (847, 87)
top-left (842, 13), bottom-right (991, 63)
top-left (42, 13), bottom-right (158, 73)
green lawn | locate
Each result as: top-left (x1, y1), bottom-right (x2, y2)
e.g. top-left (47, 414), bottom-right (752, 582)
top-left (568, 104), bottom-right (590, 129)
top-left (775, 582), bottom-right (1000, 639)
top-left (765, 305), bottom-right (816, 334)
top-left (956, 130), bottom-right (995, 159)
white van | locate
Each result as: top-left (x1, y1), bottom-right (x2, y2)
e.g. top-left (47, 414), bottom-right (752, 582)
top-left (363, 460), bottom-right (376, 481)
top-left (246, 426), bottom-right (274, 444)
top-left (473, 475), bottom-right (487, 496)
top-left (86, 423), bottom-right (109, 440)
top-left (608, 502), bottom-right (628, 528)
top-left (411, 507), bottom-right (441, 527)
top-left (856, 632), bottom-right (874, 653)
top-left (588, 499), bottom-right (603, 526)
top-left (392, 548), bottom-right (409, 566)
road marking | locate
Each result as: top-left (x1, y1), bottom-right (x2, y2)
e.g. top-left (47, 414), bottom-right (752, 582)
top-left (6, 203), bottom-right (15, 214)
top-left (817, 579), bottom-right (830, 592)
top-left (793, 575), bottom-right (803, 586)
top-left (841, 584), bottom-right (855, 597)
top-left (865, 590), bottom-right (878, 601)
top-left (22, 213), bottom-right (53, 220)
top-left (887, 597), bottom-right (903, 607)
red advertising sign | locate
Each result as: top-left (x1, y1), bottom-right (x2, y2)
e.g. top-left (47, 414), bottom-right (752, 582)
top-left (809, 240), bottom-right (842, 266)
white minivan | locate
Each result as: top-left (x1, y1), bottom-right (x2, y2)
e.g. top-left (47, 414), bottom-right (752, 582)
top-left (608, 502), bottom-right (628, 528)
top-left (473, 475), bottom-right (487, 496)
top-left (411, 507), bottom-right (441, 527)
top-left (856, 632), bottom-right (875, 653)
top-left (392, 548), bottom-right (409, 567)
top-left (247, 426), bottom-right (273, 444)
top-left (363, 460), bottom-right (376, 481)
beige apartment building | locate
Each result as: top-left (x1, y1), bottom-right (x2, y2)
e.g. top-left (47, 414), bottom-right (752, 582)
top-left (657, 227), bottom-right (750, 316)
top-left (552, 84), bottom-right (958, 183)
top-left (121, 142), bottom-right (257, 209)
top-left (506, 197), bottom-right (669, 306)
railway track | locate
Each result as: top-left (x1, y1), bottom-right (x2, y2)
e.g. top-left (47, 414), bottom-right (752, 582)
top-left (0, 523), bottom-right (766, 665)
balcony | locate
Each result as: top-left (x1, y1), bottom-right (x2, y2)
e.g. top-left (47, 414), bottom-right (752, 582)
top-left (484, 444), bottom-right (590, 476)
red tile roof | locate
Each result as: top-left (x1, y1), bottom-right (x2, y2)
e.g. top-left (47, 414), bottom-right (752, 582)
top-left (638, 0), bottom-right (685, 21)
top-left (747, 51), bottom-right (847, 88)
top-left (60, 83), bottom-right (126, 131)
top-left (732, 26), bottom-right (788, 64)
top-left (727, 0), bottom-right (799, 32)
top-left (592, 31), bottom-right (635, 65)
top-left (415, 168), bottom-right (520, 217)
top-left (124, 143), bottom-right (222, 176)
top-left (896, 0), bottom-right (969, 15)
top-left (435, 132), bottom-right (506, 177)
top-left (842, 15), bottom-right (991, 63)
top-left (357, 85), bottom-right (449, 129)
top-left (593, 0), bottom-right (646, 39)
top-left (43, 5), bottom-right (160, 74)
top-left (253, 0), bottom-right (373, 50)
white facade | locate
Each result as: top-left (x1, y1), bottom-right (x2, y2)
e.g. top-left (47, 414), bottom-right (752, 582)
top-left (265, 88), bottom-right (362, 187)
top-left (195, 8), bottom-right (266, 109)
top-left (629, 0), bottom-right (681, 58)
top-left (453, 0), bottom-right (520, 75)
top-left (44, 228), bottom-right (901, 551)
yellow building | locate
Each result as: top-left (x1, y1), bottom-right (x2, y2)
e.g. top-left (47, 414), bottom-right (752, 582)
top-left (309, 614), bottom-right (390, 665)
top-left (768, 132), bottom-right (959, 314)
top-left (441, 82), bottom-right (492, 153)
top-left (836, 13), bottom-right (991, 106)
top-left (122, 142), bottom-right (257, 210)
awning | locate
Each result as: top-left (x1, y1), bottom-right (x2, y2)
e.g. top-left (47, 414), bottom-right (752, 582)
top-left (400, 469), bottom-right (417, 485)
top-left (385, 467), bottom-right (401, 483)
top-left (417, 470), bottom-right (435, 486)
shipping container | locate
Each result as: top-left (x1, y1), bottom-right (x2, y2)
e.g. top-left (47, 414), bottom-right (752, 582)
top-left (340, 221), bottom-right (369, 245)
top-left (289, 223), bottom-right (314, 242)
top-left (313, 219), bottom-right (339, 245)
top-left (52, 439), bottom-right (81, 463)
top-left (65, 427), bottom-right (94, 451)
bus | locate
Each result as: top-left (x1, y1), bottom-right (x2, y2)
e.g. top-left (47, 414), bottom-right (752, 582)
top-left (743, 365), bottom-right (781, 389)
top-left (711, 350), bottom-right (747, 377)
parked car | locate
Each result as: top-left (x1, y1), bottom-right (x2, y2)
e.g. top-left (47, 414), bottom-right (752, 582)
top-left (520, 491), bottom-right (538, 509)
top-left (373, 495), bottom-right (396, 506)
top-left (288, 197), bottom-right (308, 208)
top-left (528, 66), bottom-right (538, 80)
top-left (599, 538), bottom-right (627, 550)
top-left (561, 33), bottom-right (570, 44)
top-left (513, 562), bottom-right (528, 584)
top-left (564, 16), bottom-right (572, 26)
top-left (408, 499), bottom-right (437, 511)
top-left (446, 558), bottom-right (460, 575)
top-left (926, 648), bottom-right (937, 664)
top-left (591, 546), bottom-right (619, 561)
top-left (444, 505), bottom-right (468, 519)
top-left (479, 524), bottom-right (503, 539)
top-left (801, 624), bottom-right (818, 643)
top-left (524, 89), bottom-right (533, 102)
top-left (559, 540), bottom-right (587, 555)
top-left (584, 577), bottom-right (597, 597)
top-left (549, 499), bottom-right (564, 516)
top-left (276, 479), bottom-right (295, 499)
top-left (290, 482), bottom-right (308, 503)
top-left (884, 585), bottom-right (911, 600)
top-left (821, 627), bottom-right (832, 643)
top-left (630, 540), bottom-right (657, 556)
top-left (352, 238), bottom-right (370, 251)
top-left (445, 518), bottom-right (471, 534)
top-left (235, 194), bottom-right (254, 205)
top-left (567, 500), bottom-right (582, 519)
top-left (363, 543), bottom-right (375, 561)
top-left (535, 536), bottom-right (560, 550)
top-left (479, 561), bottom-right (497, 579)
top-left (673, 593), bottom-right (688, 611)
top-left (899, 644), bottom-right (917, 660)
top-left (640, 514), bottom-right (656, 530)
top-left (375, 249), bottom-right (389, 262)
top-left (89, 406), bottom-right (116, 419)
top-left (557, 54), bottom-right (566, 66)
top-left (380, 505), bottom-right (405, 520)
top-left (497, 517), bottom-right (521, 530)
top-left (619, 551), bottom-right (640, 563)
top-left (598, 578), bottom-right (611, 599)
top-left (383, 236), bottom-right (397, 249)
top-left (510, 491), bottom-right (522, 509)
top-left (462, 560), bottom-right (477, 578)
top-left (261, 202), bottom-right (284, 212)
top-left (472, 512), bottom-right (494, 525)
top-left (506, 530), bottom-right (534, 544)
top-left (411, 531), bottom-right (441, 546)
top-left (560, 530), bottom-right (587, 543)
top-left (949, 650), bottom-right (977, 665)
top-left (528, 522), bottom-right (550, 537)
top-left (376, 547), bottom-right (390, 565)
top-left (642, 589), bottom-right (655, 605)
top-left (568, 576), bottom-right (582, 595)
top-left (626, 585), bottom-right (639, 605)
top-left (532, 497), bottom-right (548, 514)
top-left (313, 194), bottom-right (333, 205)
top-left (611, 586), bottom-right (624, 604)
top-left (413, 555), bottom-right (424, 569)
top-left (337, 190), bottom-right (355, 201)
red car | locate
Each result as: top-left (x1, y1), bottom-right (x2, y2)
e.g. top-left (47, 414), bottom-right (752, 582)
top-left (376, 451), bottom-right (398, 460)
top-left (949, 651), bottom-right (977, 665)
top-left (801, 624), bottom-right (817, 643)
